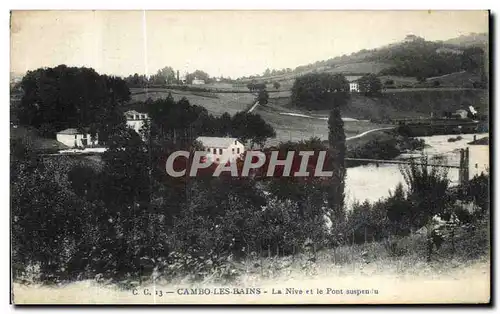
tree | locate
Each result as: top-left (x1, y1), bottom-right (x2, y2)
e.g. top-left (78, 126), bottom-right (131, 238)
top-left (231, 112), bottom-right (276, 148)
top-left (186, 70), bottom-right (210, 84)
top-left (156, 66), bottom-right (176, 84)
top-left (258, 89), bottom-right (269, 105)
top-left (291, 73), bottom-right (350, 110)
top-left (384, 183), bottom-right (412, 236)
top-left (357, 74), bottom-right (383, 96)
top-left (461, 47), bottom-right (485, 73)
top-left (400, 155), bottom-right (451, 261)
top-left (327, 106), bottom-right (346, 226)
top-left (18, 65), bottom-right (129, 136)
top-left (100, 128), bottom-right (151, 207)
top-left (273, 82), bottom-right (281, 90)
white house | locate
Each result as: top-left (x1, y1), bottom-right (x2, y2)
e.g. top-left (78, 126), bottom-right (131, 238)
top-left (195, 136), bottom-right (245, 163)
top-left (346, 75), bottom-right (362, 92)
top-left (124, 110), bottom-right (149, 135)
top-left (56, 128), bottom-right (98, 148)
top-left (192, 78), bottom-right (205, 85)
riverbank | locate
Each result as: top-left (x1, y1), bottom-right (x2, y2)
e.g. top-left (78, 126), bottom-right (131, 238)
top-left (344, 132), bottom-right (489, 207)
top-left (13, 230), bottom-right (490, 304)
top-left (346, 129), bottom-right (426, 167)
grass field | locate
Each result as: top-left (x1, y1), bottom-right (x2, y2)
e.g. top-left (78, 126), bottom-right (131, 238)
top-left (129, 88), bottom-right (257, 116)
top-left (269, 89), bottom-right (487, 121)
top-left (326, 61), bottom-right (391, 75)
top-left (11, 126), bottom-right (69, 152)
top-left (253, 99), bottom-right (390, 147)
top-left (425, 71), bottom-right (483, 88)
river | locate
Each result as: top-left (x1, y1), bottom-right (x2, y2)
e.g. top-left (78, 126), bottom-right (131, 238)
top-left (344, 133), bottom-right (489, 209)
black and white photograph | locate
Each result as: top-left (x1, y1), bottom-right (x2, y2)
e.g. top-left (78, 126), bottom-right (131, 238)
top-left (9, 9), bottom-right (491, 304)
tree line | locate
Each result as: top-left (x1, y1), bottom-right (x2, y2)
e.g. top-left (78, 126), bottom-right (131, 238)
top-left (124, 67), bottom-right (218, 87)
top-left (11, 66), bottom-right (349, 284)
top-left (17, 65), bottom-right (130, 141)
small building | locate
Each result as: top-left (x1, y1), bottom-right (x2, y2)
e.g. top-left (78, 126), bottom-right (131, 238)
top-left (346, 75), bottom-right (362, 92)
top-left (124, 110), bottom-right (149, 135)
top-left (195, 136), bottom-right (245, 163)
top-left (453, 109), bottom-right (469, 119)
top-left (56, 128), bottom-right (98, 148)
top-left (192, 78), bottom-right (205, 85)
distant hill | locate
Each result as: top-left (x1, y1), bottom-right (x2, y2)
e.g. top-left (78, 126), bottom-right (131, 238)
top-left (441, 33), bottom-right (488, 48)
top-left (241, 33), bottom-right (488, 83)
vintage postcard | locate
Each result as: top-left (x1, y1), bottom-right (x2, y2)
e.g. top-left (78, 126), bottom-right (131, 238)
top-left (10, 10), bottom-right (490, 304)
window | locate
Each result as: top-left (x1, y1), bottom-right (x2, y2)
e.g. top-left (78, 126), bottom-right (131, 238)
top-left (219, 148), bottom-right (223, 155)
top-left (232, 148), bottom-right (235, 154)
top-left (207, 148), bottom-right (210, 152)
top-left (234, 141), bottom-right (237, 145)
top-left (74, 135), bottom-right (77, 139)
top-left (237, 148), bottom-right (240, 154)
top-left (213, 148), bottom-right (217, 154)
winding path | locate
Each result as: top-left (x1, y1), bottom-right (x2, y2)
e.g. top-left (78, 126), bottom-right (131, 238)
top-left (248, 102), bottom-right (395, 142)
top-left (247, 101), bottom-right (260, 113)
top-left (346, 127), bottom-right (395, 141)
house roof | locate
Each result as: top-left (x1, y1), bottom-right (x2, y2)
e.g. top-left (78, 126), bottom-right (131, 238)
top-left (125, 110), bottom-right (142, 115)
top-left (196, 136), bottom-right (239, 148)
top-left (57, 128), bottom-right (88, 135)
top-left (124, 110), bottom-right (148, 120)
top-left (346, 75), bottom-right (363, 82)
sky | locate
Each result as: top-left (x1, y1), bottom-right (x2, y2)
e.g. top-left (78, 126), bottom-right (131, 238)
top-left (10, 10), bottom-right (489, 79)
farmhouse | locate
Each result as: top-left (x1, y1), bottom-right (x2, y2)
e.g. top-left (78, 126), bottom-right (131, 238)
top-left (192, 78), bottom-right (205, 85)
top-left (56, 128), bottom-right (98, 148)
top-left (124, 110), bottom-right (149, 135)
top-left (346, 75), bottom-right (362, 92)
top-left (453, 109), bottom-right (469, 119)
top-left (196, 136), bottom-right (245, 163)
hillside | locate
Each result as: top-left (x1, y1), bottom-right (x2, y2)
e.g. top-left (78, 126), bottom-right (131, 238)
top-left (256, 88), bottom-right (488, 145)
top-left (269, 88), bottom-right (487, 120)
top-left (239, 33), bottom-right (487, 85)
top-left (442, 33), bottom-right (488, 48)
top-left (128, 88), bottom-right (256, 116)
top-left (345, 89), bottom-right (488, 121)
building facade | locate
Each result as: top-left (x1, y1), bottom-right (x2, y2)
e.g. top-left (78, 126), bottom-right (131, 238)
top-left (346, 75), bottom-right (362, 92)
top-left (196, 136), bottom-right (245, 163)
top-left (192, 78), bottom-right (206, 85)
top-left (56, 128), bottom-right (98, 148)
top-left (124, 110), bottom-right (149, 136)
top-left (453, 109), bottom-right (469, 119)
